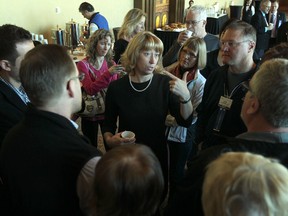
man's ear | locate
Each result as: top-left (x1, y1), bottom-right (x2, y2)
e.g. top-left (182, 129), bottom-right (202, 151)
top-left (66, 79), bottom-right (75, 98)
top-left (248, 41), bottom-right (256, 53)
top-left (247, 97), bottom-right (260, 115)
top-left (0, 60), bottom-right (12, 71)
top-left (202, 20), bottom-right (207, 27)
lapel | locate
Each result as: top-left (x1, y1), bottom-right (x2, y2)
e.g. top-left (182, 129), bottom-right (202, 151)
top-left (0, 81), bottom-right (27, 112)
top-left (276, 13), bottom-right (283, 28)
top-left (261, 11), bottom-right (268, 26)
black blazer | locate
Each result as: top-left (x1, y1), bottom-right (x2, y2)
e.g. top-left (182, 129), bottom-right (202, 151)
top-left (267, 11), bottom-right (287, 37)
top-left (251, 10), bottom-right (271, 50)
top-left (0, 81), bottom-right (27, 146)
top-left (276, 21), bottom-right (288, 43)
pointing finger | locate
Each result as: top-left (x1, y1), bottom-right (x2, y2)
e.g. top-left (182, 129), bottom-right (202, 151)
top-left (163, 70), bottom-right (179, 80)
top-left (182, 71), bottom-right (189, 83)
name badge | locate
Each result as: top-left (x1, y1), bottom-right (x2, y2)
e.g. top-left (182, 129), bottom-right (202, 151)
top-left (218, 96), bottom-right (233, 110)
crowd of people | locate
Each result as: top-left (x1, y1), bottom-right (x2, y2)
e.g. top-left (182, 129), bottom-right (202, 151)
top-left (0, 1), bottom-right (288, 215)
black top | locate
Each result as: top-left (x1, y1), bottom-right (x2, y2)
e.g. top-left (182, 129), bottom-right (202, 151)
top-left (103, 74), bottom-right (193, 148)
top-left (242, 5), bottom-right (254, 24)
top-left (195, 64), bottom-right (258, 149)
top-left (113, 38), bottom-right (129, 63)
top-left (165, 136), bottom-right (288, 216)
top-left (103, 74), bottom-right (193, 181)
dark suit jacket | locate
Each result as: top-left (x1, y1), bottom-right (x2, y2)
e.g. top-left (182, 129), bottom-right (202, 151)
top-left (277, 21), bottom-right (288, 43)
top-left (0, 81), bottom-right (27, 146)
top-left (267, 11), bottom-right (287, 38)
top-left (0, 106), bottom-right (101, 215)
top-left (251, 10), bottom-right (271, 50)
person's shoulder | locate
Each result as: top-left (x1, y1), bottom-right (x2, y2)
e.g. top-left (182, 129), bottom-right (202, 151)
top-left (278, 11), bottom-right (286, 18)
top-left (114, 39), bottom-right (129, 50)
top-left (207, 65), bottom-right (227, 80)
top-left (77, 58), bottom-right (88, 66)
top-left (115, 38), bottom-right (128, 45)
top-left (109, 74), bottom-right (128, 87)
top-left (204, 34), bottom-right (219, 51)
top-left (186, 144), bottom-right (228, 175)
top-left (0, 81), bottom-right (8, 96)
top-left (253, 10), bottom-right (262, 16)
top-left (154, 72), bottom-right (171, 82)
top-left (204, 33), bottom-right (219, 40)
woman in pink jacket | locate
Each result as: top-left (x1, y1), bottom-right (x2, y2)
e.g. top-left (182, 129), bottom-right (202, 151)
top-left (77, 29), bottom-right (124, 150)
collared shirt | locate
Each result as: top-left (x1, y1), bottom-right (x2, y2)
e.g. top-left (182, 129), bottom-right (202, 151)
top-left (0, 77), bottom-right (30, 104)
top-left (270, 12), bottom-right (278, 38)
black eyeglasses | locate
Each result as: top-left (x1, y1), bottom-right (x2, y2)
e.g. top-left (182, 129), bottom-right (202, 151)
top-left (185, 20), bottom-right (203, 26)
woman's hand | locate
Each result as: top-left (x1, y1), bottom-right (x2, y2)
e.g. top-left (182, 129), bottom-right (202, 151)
top-left (164, 71), bottom-right (191, 102)
top-left (163, 70), bottom-right (193, 119)
top-left (108, 65), bottom-right (126, 76)
top-left (104, 132), bottom-right (136, 148)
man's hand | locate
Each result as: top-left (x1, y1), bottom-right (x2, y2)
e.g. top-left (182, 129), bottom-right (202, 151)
top-left (177, 31), bottom-right (191, 45)
top-left (267, 23), bottom-right (274, 31)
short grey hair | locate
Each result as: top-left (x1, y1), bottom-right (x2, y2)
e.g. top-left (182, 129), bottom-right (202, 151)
top-left (189, 5), bottom-right (207, 21)
top-left (252, 58), bottom-right (288, 127)
top-left (260, 0), bottom-right (271, 6)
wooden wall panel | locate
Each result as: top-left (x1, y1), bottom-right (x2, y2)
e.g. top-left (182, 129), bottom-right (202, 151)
top-left (134, 0), bottom-right (185, 31)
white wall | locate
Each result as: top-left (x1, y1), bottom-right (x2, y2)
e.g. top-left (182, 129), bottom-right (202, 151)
top-left (0, 0), bottom-right (244, 43)
top-left (0, 0), bottom-right (133, 42)
top-left (184, 0), bottom-right (244, 15)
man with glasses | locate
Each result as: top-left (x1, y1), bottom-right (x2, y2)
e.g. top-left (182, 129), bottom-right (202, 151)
top-left (0, 45), bottom-right (102, 215)
top-left (251, 0), bottom-right (273, 58)
top-left (194, 21), bottom-right (258, 151)
top-left (163, 5), bottom-right (219, 67)
top-left (165, 57), bottom-right (288, 216)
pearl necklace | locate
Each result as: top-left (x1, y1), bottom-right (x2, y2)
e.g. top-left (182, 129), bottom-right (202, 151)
top-left (129, 74), bottom-right (153, 92)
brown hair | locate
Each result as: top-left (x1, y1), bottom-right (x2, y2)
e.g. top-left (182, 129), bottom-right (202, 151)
top-left (93, 144), bottom-right (164, 216)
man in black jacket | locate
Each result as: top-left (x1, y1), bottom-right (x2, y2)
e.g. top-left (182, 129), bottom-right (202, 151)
top-left (194, 21), bottom-right (258, 151)
top-left (267, 0), bottom-right (286, 47)
top-left (0, 24), bottom-right (34, 147)
top-left (162, 5), bottom-right (219, 67)
top-left (251, 0), bottom-right (273, 58)
top-left (0, 45), bottom-right (102, 215)
top-left (165, 57), bottom-right (288, 216)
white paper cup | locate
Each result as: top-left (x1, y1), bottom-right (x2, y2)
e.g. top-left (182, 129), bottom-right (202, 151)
top-left (121, 131), bottom-right (135, 139)
top-left (185, 30), bottom-right (193, 37)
